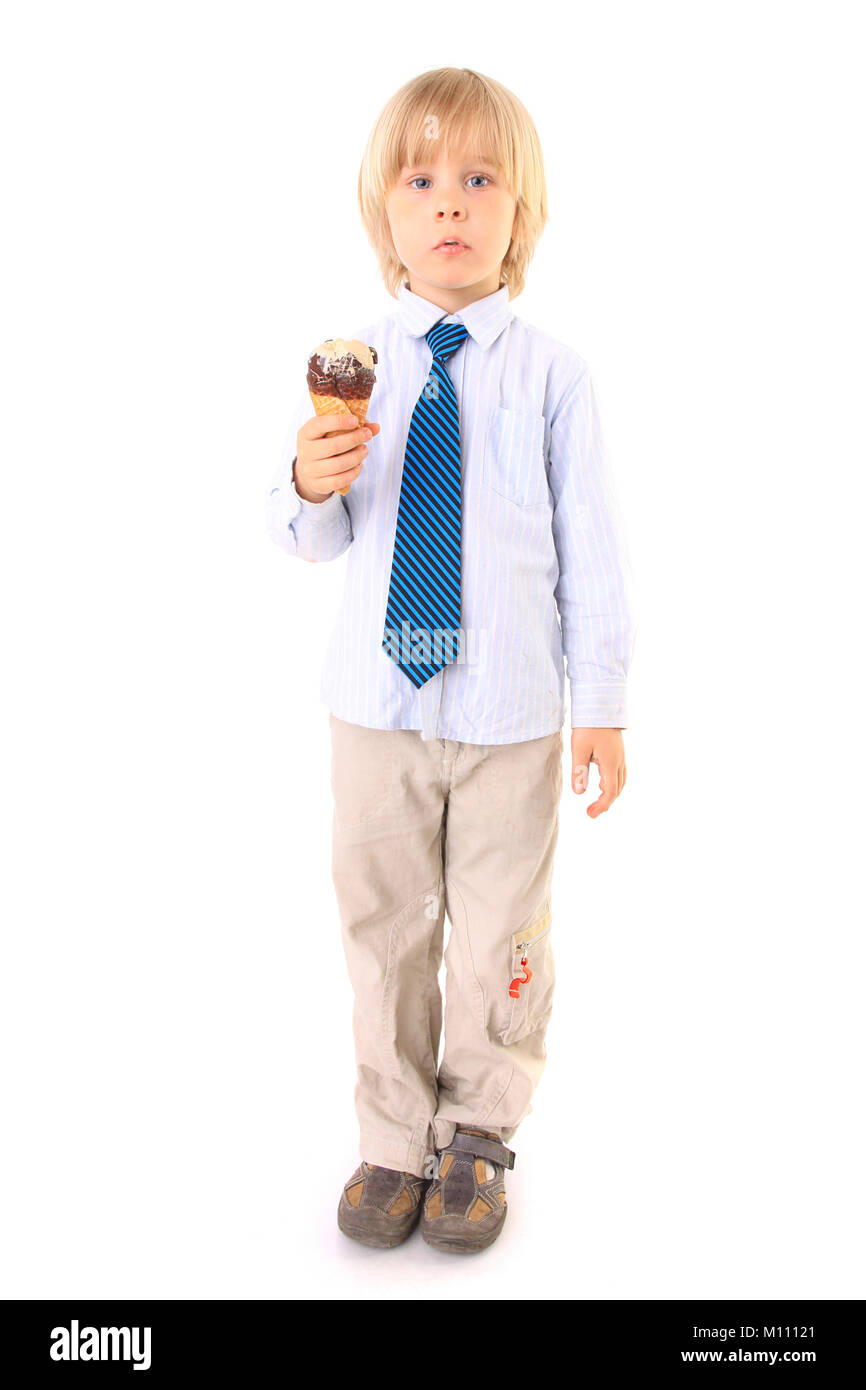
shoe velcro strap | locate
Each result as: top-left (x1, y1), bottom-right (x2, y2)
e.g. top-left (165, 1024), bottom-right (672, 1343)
top-left (444, 1132), bottom-right (516, 1170)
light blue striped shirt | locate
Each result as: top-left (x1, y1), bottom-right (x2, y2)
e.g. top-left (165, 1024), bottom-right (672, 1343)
top-left (266, 282), bottom-right (635, 744)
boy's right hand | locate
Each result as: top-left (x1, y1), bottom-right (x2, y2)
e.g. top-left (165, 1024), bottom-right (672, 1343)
top-left (294, 413), bottom-right (380, 502)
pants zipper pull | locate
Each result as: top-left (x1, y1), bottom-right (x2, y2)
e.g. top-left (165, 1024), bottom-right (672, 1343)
top-left (509, 954), bottom-right (532, 1000)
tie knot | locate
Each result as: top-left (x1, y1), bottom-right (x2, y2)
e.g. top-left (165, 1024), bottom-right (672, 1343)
top-left (426, 320), bottom-right (470, 362)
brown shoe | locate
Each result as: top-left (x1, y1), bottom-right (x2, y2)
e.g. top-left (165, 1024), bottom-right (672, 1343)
top-left (419, 1127), bottom-right (515, 1253)
top-left (337, 1161), bottom-right (428, 1248)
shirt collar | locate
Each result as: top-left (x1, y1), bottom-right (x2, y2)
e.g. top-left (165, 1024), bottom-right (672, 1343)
top-left (394, 281), bottom-right (514, 351)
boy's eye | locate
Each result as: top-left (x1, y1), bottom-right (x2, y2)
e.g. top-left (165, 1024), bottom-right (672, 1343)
top-left (408, 175), bottom-right (491, 190)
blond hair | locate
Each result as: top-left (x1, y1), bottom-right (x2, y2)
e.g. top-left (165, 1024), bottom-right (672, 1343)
top-left (358, 68), bottom-right (548, 300)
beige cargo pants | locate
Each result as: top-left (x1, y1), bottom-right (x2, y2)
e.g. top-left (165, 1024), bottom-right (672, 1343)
top-left (329, 713), bottom-right (564, 1179)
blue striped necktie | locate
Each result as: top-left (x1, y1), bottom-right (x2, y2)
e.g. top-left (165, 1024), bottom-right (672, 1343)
top-left (381, 319), bottom-right (470, 688)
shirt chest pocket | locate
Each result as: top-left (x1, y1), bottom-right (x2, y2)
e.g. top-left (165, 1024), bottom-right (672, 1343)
top-left (482, 406), bottom-right (549, 508)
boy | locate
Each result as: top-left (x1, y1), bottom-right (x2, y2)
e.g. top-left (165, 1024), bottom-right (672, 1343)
top-left (266, 67), bottom-right (635, 1254)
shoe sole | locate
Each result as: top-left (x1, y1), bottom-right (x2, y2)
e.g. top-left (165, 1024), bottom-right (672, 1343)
top-left (420, 1212), bottom-right (507, 1254)
top-left (337, 1204), bottom-right (419, 1249)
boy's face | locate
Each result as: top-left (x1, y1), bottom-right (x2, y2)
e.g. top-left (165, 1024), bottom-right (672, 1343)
top-left (386, 141), bottom-right (517, 311)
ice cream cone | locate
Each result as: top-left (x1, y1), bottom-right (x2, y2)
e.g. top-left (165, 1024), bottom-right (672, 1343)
top-left (306, 338), bottom-right (377, 496)
top-left (309, 391), bottom-right (372, 496)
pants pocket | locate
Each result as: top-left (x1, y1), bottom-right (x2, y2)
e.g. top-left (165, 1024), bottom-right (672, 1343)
top-left (495, 903), bottom-right (555, 1046)
top-left (330, 716), bottom-right (399, 828)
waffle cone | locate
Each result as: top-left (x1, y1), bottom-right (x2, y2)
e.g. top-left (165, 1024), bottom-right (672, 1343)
top-left (309, 390), bottom-right (372, 495)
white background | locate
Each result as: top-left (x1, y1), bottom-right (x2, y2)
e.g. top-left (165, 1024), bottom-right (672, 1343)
top-left (2, 0), bottom-right (864, 1300)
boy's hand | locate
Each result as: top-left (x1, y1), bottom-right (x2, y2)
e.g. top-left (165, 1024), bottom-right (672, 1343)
top-left (571, 728), bottom-right (626, 818)
top-left (294, 414), bottom-right (381, 502)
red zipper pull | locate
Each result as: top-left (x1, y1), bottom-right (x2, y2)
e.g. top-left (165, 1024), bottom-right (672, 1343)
top-left (509, 955), bottom-right (533, 1000)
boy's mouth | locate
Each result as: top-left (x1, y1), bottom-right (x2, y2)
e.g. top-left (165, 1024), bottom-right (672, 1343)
top-left (434, 239), bottom-right (470, 255)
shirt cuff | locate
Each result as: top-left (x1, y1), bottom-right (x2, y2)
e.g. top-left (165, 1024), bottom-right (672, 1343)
top-left (282, 457), bottom-right (347, 522)
top-left (569, 680), bottom-right (628, 729)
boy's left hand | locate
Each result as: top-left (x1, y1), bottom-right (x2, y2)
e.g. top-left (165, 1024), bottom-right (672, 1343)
top-left (571, 728), bottom-right (626, 818)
